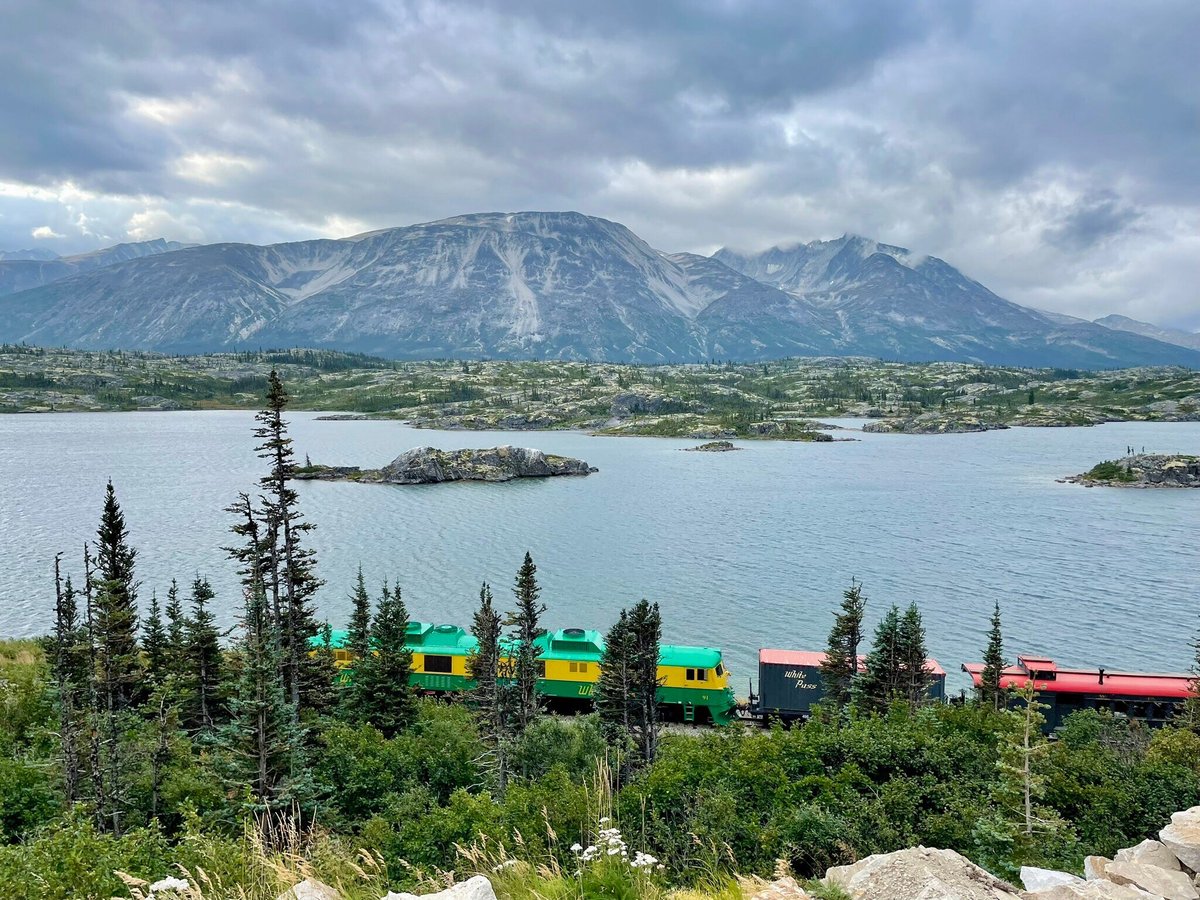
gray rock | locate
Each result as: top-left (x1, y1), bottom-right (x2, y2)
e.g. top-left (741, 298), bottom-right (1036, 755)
top-left (1105, 860), bottom-right (1198, 899)
top-left (1022, 867), bottom-right (1084, 892)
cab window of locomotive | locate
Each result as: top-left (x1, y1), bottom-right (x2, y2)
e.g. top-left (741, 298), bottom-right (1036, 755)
top-left (715, 664), bottom-right (724, 677)
top-left (686, 668), bottom-right (696, 680)
top-left (696, 669), bottom-right (708, 682)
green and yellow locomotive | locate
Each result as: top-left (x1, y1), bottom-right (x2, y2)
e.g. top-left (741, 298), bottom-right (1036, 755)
top-left (321, 620), bottom-right (737, 724)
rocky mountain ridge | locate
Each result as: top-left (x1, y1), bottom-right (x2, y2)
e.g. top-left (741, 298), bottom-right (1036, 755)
top-left (1, 213), bottom-right (1196, 369)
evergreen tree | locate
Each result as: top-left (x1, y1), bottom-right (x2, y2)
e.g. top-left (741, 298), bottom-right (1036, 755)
top-left (142, 591), bottom-right (168, 684)
top-left (219, 582), bottom-right (312, 813)
top-left (505, 552), bottom-right (546, 735)
top-left (980, 601), bottom-right (1008, 712)
top-left (898, 602), bottom-right (931, 708)
top-left (595, 610), bottom-right (634, 747)
top-left (854, 604), bottom-right (903, 713)
top-left (183, 576), bottom-right (223, 731)
top-left (164, 579), bottom-right (186, 679)
top-left (348, 582), bottom-right (416, 737)
top-left (820, 579), bottom-right (866, 709)
top-left (468, 581), bottom-right (516, 796)
top-left (627, 599), bottom-right (663, 765)
top-left (93, 480), bottom-right (141, 713)
top-left (50, 555), bottom-right (85, 802)
top-left (346, 566), bottom-right (373, 663)
top-left (1181, 620), bottom-right (1200, 733)
top-left (254, 371), bottom-right (325, 718)
top-left (91, 481), bottom-right (142, 834)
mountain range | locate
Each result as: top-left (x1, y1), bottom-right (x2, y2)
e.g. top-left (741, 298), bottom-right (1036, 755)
top-left (0, 212), bottom-right (1196, 369)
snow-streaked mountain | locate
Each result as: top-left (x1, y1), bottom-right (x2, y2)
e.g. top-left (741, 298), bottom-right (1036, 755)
top-left (0, 248), bottom-right (59, 262)
top-left (1, 214), bottom-right (1197, 368)
top-left (714, 236), bottom-right (1200, 368)
top-left (1094, 314), bottom-right (1200, 352)
top-left (0, 238), bottom-right (190, 298)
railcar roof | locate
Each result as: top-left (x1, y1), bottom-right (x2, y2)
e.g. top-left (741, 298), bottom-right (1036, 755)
top-left (761, 648), bottom-right (946, 677)
top-left (961, 662), bottom-right (1193, 699)
top-left (660, 645), bottom-right (724, 669)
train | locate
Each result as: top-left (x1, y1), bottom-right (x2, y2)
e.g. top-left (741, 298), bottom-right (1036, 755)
top-left (314, 623), bottom-right (1195, 732)
top-left (961, 654), bottom-right (1194, 731)
top-left (322, 622), bottom-right (739, 724)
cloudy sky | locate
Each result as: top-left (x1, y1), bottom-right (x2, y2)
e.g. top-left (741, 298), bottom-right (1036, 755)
top-left (1, 0), bottom-right (1197, 328)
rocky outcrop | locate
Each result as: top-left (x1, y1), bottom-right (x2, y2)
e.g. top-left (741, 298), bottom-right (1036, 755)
top-left (862, 413), bottom-right (1010, 434)
top-left (1065, 455), bottom-right (1200, 488)
top-left (294, 446), bottom-right (597, 485)
top-left (683, 440), bottom-right (740, 452)
top-left (1161, 808), bottom-right (1200, 872)
top-left (824, 846), bottom-right (1021, 899)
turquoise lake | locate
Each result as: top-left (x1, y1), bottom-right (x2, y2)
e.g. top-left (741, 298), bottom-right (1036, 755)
top-left (1, 411), bottom-right (1197, 694)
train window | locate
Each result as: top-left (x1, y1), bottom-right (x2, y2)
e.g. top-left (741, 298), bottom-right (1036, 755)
top-left (686, 668), bottom-right (695, 680)
top-left (423, 655), bottom-right (452, 674)
top-left (568, 661), bottom-right (589, 674)
top-left (697, 669), bottom-right (708, 681)
top-left (715, 664), bottom-right (724, 677)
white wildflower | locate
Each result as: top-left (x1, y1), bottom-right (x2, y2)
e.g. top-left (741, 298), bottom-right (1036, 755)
top-left (570, 843), bottom-right (583, 853)
top-left (149, 876), bottom-right (190, 894)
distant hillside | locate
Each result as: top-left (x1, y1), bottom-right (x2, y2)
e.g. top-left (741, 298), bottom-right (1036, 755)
top-left (1094, 314), bottom-right (1200, 351)
top-left (0, 215), bottom-right (1196, 369)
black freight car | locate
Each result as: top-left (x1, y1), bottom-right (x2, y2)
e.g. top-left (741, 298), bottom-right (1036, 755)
top-left (748, 649), bottom-right (947, 722)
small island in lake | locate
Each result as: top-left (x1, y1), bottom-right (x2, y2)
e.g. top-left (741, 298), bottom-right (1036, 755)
top-left (1064, 454), bottom-right (1200, 488)
top-left (683, 440), bottom-right (741, 452)
top-left (294, 445), bottom-right (597, 485)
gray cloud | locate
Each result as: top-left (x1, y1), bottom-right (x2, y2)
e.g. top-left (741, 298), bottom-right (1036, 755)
top-left (0, 0), bottom-right (1196, 329)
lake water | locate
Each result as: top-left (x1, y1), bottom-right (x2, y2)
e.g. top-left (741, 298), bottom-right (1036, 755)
top-left (1, 411), bottom-right (1197, 694)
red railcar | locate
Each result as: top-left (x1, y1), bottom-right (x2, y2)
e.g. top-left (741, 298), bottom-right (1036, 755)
top-left (961, 654), bottom-right (1194, 731)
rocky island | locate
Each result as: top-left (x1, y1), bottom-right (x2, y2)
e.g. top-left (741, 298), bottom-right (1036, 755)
top-left (294, 445), bottom-right (597, 485)
top-left (683, 440), bottom-right (740, 452)
top-left (862, 412), bottom-right (1010, 434)
top-left (1065, 454), bottom-right (1200, 488)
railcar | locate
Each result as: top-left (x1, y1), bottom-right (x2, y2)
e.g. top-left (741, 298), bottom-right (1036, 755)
top-left (746, 648), bottom-right (947, 723)
top-left (961, 654), bottom-right (1193, 731)
top-left (318, 621), bottom-right (738, 724)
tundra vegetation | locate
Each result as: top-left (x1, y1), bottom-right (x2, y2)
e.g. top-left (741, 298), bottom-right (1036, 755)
top-left (3, 344), bottom-right (1200, 437)
top-left (1, 375), bottom-right (1199, 899)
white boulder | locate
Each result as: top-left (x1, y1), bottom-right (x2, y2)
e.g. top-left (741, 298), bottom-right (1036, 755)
top-left (824, 846), bottom-right (1021, 899)
top-left (1023, 867), bottom-right (1084, 892)
top-left (382, 875), bottom-right (498, 900)
top-left (277, 879), bottom-right (342, 900)
top-left (1084, 857), bottom-right (1113, 881)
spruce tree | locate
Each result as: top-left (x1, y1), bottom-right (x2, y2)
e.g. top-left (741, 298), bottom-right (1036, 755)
top-left (980, 601), bottom-right (1008, 712)
top-left (1181, 621), bottom-right (1200, 733)
top-left (164, 579), bottom-right (186, 679)
top-left (898, 602), bottom-right (931, 708)
top-left (92, 481), bottom-right (142, 834)
top-left (627, 599), bottom-right (663, 765)
top-left (348, 582), bottom-right (415, 737)
top-left (505, 552), bottom-right (546, 735)
top-left (142, 591), bottom-right (168, 684)
top-left (220, 581), bottom-right (311, 813)
top-left (820, 579), bottom-right (866, 709)
top-left (595, 610), bottom-right (634, 747)
top-left (254, 371), bottom-right (325, 719)
top-left (183, 576), bottom-right (224, 731)
top-left (854, 604), bottom-right (903, 713)
top-left (468, 581), bottom-right (516, 796)
top-left (93, 480), bottom-right (141, 713)
top-left (346, 567), bottom-right (373, 663)
top-left (51, 555), bottom-right (85, 802)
